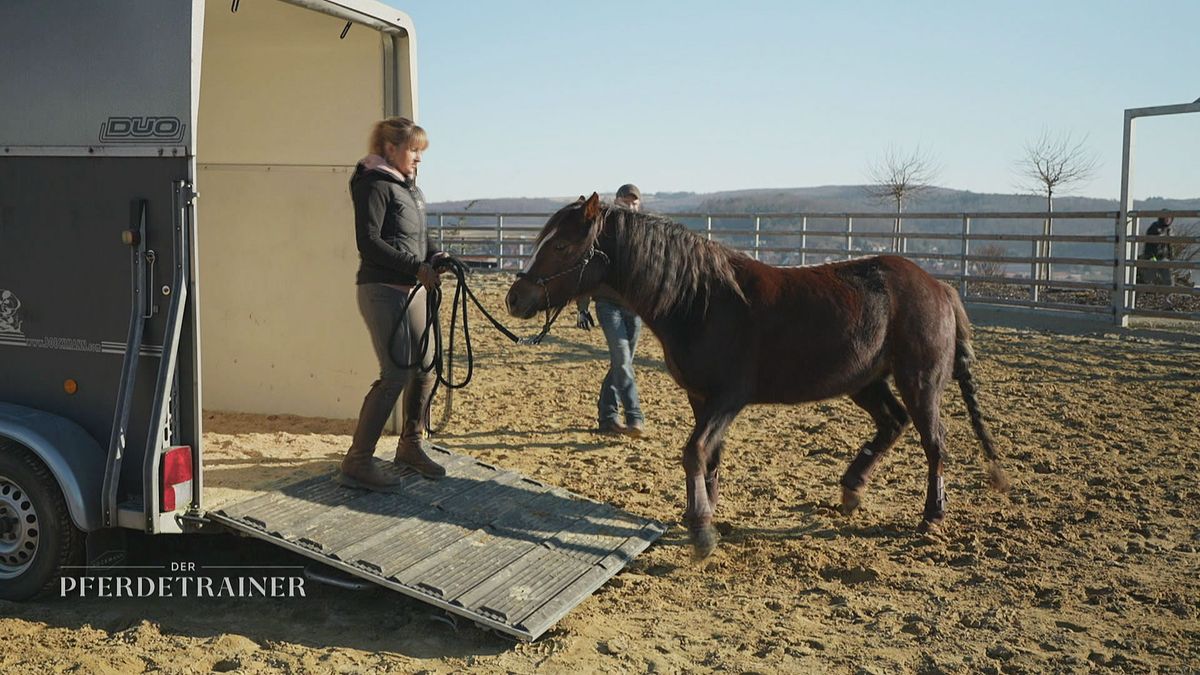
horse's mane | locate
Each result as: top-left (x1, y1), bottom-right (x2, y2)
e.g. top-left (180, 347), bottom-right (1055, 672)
top-left (605, 207), bottom-right (748, 319)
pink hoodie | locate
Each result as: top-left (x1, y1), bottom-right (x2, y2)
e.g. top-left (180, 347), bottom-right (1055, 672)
top-left (358, 154), bottom-right (410, 182)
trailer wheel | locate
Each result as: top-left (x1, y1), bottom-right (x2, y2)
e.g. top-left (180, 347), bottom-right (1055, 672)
top-left (0, 444), bottom-right (83, 601)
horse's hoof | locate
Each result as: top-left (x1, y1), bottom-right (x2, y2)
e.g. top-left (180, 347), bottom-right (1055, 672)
top-left (987, 463), bottom-right (1012, 493)
top-left (839, 487), bottom-right (862, 516)
top-left (916, 518), bottom-right (944, 536)
top-left (690, 526), bottom-right (720, 560)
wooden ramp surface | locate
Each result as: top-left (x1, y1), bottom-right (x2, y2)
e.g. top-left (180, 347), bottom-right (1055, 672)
top-left (207, 445), bottom-right (666, 641)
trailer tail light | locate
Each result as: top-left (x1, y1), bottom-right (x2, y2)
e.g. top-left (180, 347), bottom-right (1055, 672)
top-left (160, 445), bottom-right (194, 512)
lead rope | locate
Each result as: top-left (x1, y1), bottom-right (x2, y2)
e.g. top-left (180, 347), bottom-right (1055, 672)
top-left (385, 255), bottom-right (565, 434)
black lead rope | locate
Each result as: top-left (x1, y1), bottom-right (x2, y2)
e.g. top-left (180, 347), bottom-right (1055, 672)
top-left (385, 256), bottom-right (566, 433)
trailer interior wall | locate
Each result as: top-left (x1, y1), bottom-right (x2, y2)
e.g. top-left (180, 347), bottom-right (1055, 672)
top-left (197, 0), bottom-right (388, 418)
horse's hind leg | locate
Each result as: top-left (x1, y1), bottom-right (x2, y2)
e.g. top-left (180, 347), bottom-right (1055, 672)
top-left (840, 379), bottom-right (910, 515)
top-left (894, 372), bottom-right (951, 533)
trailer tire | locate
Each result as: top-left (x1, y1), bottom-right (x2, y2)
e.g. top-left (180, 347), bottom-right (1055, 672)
top-left (0, 442), bottom-right (83, 601)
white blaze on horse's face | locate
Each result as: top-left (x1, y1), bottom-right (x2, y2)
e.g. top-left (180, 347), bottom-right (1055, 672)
top-left (521, 225), bottom-right (559, 275)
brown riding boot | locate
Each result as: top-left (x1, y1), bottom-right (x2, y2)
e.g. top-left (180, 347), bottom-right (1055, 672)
top-left (339, 380), bottom-right (405, 491)
top-left (394, 372), bottom-right (446, 479)
top-left (340, 445), bottom-right (405, 491)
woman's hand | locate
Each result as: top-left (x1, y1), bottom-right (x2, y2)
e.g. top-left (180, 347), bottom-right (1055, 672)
top-left (417, 262), bottom-right (440, 289)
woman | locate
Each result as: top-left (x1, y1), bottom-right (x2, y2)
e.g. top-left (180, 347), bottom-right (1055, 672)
top-left (341, 117), bottom-right (447, 490)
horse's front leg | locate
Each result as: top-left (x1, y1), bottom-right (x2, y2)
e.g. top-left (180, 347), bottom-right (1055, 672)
top-left (705, 441), bottom-right (724, 510)
top-left (682, 405), bottom-right (739, 559)
top-left (683, 438), bottom-right (718, 559)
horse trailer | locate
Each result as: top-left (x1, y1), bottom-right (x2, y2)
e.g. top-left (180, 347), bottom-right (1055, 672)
top-left (0, 0), bottom-right (662, 640)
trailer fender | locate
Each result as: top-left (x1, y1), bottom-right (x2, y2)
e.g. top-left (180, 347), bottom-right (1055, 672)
top-left (0, 403), bottom-right (105, 532)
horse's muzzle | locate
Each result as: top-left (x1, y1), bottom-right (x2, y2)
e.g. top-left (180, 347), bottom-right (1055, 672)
top-left (505, 279), bottom-right (543, 319)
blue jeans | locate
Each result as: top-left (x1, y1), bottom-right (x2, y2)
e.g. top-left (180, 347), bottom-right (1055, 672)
top-left (595, 300), bottom-right (643, 426)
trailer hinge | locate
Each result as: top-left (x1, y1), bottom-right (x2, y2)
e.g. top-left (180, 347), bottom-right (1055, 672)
top-left (176, 510), bottom-right (214, 533)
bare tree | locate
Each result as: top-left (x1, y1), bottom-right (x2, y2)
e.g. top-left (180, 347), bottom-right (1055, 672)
top-left (450, 198), bottom-right (480, 256)
top-left (1015, 131), bottom-right (1099, 287)
top-left (1016, 130), bottom-right (1098, 211)
top-left (866, 146), bottom-right (939, 253)
top-left (973, 243), bottom-right (1009, 279)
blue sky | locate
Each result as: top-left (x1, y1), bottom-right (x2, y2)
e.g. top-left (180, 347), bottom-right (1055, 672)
top-left (387, 1), bottom-right (1197, 203)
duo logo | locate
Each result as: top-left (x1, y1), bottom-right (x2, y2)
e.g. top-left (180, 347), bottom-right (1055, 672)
top-left (99, 116), bottom-right (186, 143)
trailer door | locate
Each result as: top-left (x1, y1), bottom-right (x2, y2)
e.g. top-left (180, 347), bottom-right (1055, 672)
top-left (0, 1), bottom-right (202, 534)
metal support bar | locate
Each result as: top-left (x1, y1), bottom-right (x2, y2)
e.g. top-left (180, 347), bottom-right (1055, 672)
top-left (1030, 236), bottom-right (1040, 304)
top-left (753, 216), bottom-right (761, 261)
top-left (959, 215), bottom-right (971, 297)
top-left (845, 216), bottom-right (853, 260)
top-left (497, 215), bottom-right (505, 270)
top-left (141, 181), bottom-right (193, 531)
top-left (800, 216), bottom-right (807, 266)
top-left (1042, 214), bottom-right (1055, 284)
top-left (1116, 113), bottom-right (1136, 325)
top-left (103, 200), bottom-right (149, 528)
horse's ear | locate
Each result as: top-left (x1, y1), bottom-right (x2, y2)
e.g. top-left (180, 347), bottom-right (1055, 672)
top-left (576, 195), bottom-right (586, 203)
top-left (584, 192), bottom-right (601, 221)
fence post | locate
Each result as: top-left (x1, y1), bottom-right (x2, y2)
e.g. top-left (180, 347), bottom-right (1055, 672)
top-left (960, 215), bottom-right (970, 298)
top-left (753, 215), bottom-right (761, 261)
top-left (800, 216), bottom-right (807, 266)
top-left (496, 214), bottom-right (504, 270)
top-left (1112, 213), bottom-right (1125, 322)
top-left (706, 215), bottom-right (713, 241)
top-left (846, 216), bottom-right (854, 260)
top-left (1043, 215), bottom-right (1054, 284)
top-left (1030, 235), bottom-right (1040, 303)
top-left (1124, 216), bottom-right (1141, 319)
top-left (437, 213), bottom-right (445, 250)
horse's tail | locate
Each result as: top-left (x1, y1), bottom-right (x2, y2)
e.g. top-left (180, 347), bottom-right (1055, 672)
top-left (946, 285), bottom-right (1011, 493)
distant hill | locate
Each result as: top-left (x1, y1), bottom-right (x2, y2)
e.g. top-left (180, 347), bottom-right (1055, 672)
top-left (429, 186), bottom-right (1200, 216)
top-left (430, 197), bottom-right (567, 213)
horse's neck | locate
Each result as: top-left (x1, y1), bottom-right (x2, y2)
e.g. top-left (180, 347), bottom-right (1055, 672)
top-left (601, 248), bottom-right (705, 344)
top-left (602, 214), bottom-right (723, 329)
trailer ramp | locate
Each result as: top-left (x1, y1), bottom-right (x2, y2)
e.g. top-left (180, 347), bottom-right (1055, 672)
top-left (207, 445), bottom-right (666, 641)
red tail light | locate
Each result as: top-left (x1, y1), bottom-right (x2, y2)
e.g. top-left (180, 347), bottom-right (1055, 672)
top-left (160, 445), bottom-right (194, 512)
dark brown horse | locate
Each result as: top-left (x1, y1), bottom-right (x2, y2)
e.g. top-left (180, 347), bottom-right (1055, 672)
top-left (506, 193), bottom-right (1010, 557)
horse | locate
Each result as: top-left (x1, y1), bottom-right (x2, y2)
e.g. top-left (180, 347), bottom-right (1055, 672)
top-left (505, 193), bottom-right (1010, 557)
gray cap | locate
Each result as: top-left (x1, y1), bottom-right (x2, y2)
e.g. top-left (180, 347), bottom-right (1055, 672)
top-left (615, 183), bottom-right (641, 200)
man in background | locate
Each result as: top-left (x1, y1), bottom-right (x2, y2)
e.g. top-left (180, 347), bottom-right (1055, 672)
top-left (1139, 215), bottom-right (1175, 287)
top-left (576, 184), bottom-right (645, 438)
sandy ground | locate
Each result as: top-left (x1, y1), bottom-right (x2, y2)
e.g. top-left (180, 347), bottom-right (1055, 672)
top-left (2, 274), bottom-right (1199, 674)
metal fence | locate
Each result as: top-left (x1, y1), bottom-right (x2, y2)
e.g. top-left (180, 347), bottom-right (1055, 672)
top-left (428, 209), bottom-right (1200, 326)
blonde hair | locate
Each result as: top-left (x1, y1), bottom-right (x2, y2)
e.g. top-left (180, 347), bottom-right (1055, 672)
top-left (368, 117), bottom-right (429, 156)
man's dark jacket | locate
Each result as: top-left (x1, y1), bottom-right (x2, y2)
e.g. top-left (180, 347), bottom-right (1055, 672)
top-left (1144, 219), bottom-right (1173, 261)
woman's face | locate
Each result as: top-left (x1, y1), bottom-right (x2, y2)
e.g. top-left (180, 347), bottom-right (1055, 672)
top-left (385, 141), bottom-right (422, 177)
